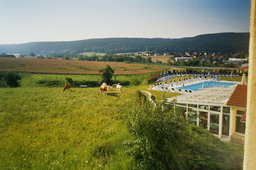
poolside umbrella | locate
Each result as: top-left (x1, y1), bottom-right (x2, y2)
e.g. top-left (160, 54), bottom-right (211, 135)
top-left (241, 74), bottom-right (247, 85)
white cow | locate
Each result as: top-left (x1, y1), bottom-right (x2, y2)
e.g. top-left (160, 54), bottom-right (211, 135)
top-left (116, 83), bottom-right (123, 92)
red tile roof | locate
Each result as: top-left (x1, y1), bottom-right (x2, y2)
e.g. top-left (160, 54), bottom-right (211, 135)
top-left (227, 85), bottom-right (247, 107)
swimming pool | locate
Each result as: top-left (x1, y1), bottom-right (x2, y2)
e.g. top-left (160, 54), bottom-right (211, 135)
top-left (177, 81), bottom-right (237, 91)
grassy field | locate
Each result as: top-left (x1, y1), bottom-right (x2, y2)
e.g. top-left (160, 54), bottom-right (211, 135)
top-left (0, 84), bottom-right (154, 169)
top-left (0, 73), bottom-right (176, 169)
top-left (0, 58), bottom-right (170, 75)
top-left (0, 73), bottom-right (244, 169)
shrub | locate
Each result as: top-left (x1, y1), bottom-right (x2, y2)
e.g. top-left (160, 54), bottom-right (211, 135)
top-left (128, 102), bottom-right (243, 169)
top-left (73, 80), bottom-right (100, 87)
top-left (0, 72), bottom-right (6, 87)
top-left (128, 104), bottom-right (190, 169)
top-left (4, 73), bottom-right (21, 87)
top-left (113, 81), bottom-right (130, 86)
top-left (37, 80), bottom-right (63, 87)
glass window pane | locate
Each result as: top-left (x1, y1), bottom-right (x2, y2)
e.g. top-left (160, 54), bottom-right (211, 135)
top-left (199, 105), bottom-right (209, 110)
top-left (210, 113), bottom-right (219, 134)
top-left (199, 111), bottom-right (208, 129)
top-left (222, 115), bottom-right (230, 136)
top-left (223, 107), bottom-right (230, 114)
top-left (188, 108), bottom-right (197, 124)
top-left (176, 106), bottom-right (186, 118)
top-left (236, 117), bottom-right (246, 134)
top-left (237, 110), bottom-right (245, 116)
top-left (210, 106), bottom-right (221, 112)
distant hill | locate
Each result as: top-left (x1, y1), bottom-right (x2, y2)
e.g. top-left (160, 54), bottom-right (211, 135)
top-left (0, 32), bottom-right (249, 56)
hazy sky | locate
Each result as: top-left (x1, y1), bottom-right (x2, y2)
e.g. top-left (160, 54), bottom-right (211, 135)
top-left (0, 0), bottom-right (250, 44)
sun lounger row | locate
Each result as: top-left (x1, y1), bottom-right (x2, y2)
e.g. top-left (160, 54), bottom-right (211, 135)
top-left (157, 73), bottom-right (239, 82)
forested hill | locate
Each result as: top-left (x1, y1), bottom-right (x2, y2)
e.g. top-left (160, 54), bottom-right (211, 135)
top-left (0, 32), bottom-right (249, 55)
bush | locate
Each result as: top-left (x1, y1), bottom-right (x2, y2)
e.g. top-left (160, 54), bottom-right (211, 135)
top-left (1, 72), bottom-right (21, 87)
top-left (0, 73), bottom-right (6, 87)
top-left (37, 80), bottom-right (63, 87)
top-left (113, 80), bottom-right (130, 86)
top-left (128, 104), bottom-right (191, 169)
top-left (73, 80), bottom-right (100, 87)
top-left (128, 102), bottom-right (243, 169)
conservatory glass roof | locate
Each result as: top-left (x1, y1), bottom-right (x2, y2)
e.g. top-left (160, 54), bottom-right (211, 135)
top-left (166, 86), bottom-right (236, 105)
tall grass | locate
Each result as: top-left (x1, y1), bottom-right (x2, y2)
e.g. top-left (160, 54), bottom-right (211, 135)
top-left (0, 86), bottom-right (142, 169)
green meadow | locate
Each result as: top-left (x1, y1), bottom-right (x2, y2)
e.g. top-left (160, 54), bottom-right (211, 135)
top-left (0, 73), bottom-right (159, 169)
top-left (0, 73), bottom-right (243, 169)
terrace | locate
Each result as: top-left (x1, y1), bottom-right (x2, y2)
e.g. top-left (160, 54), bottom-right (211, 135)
top-left (165, 84), bottom-right (247, 144)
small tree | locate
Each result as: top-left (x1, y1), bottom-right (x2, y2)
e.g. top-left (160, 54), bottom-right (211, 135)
top-left (5, 73), bottom-right (21, 87)
top-left (100, 65), bottom-right (114, 84)
top-left (66, 77), bottom-right (73, 84)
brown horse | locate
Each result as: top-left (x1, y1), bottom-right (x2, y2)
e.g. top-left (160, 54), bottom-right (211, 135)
top-left (63, 83), bottom-right (71, 91)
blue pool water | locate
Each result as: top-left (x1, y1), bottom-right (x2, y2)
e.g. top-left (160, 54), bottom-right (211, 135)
top-left (177, 81), bottom-right (237, 91)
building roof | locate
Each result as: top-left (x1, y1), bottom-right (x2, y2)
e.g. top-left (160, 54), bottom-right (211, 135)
top-left (227, 85), bottom-right (247, 107)
top-left (167, 86), bottom-right (236, 105)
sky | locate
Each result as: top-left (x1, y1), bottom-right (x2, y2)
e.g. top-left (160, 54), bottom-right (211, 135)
top-left (0, 0), bottom-right (250, 44)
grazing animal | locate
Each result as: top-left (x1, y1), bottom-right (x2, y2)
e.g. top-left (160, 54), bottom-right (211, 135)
top-left (63, 83), bottom-right (71, 91)
top-left (116, 83), bottom-right (123, 92)
top-left (99, 83), bottom-right (111, 95)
